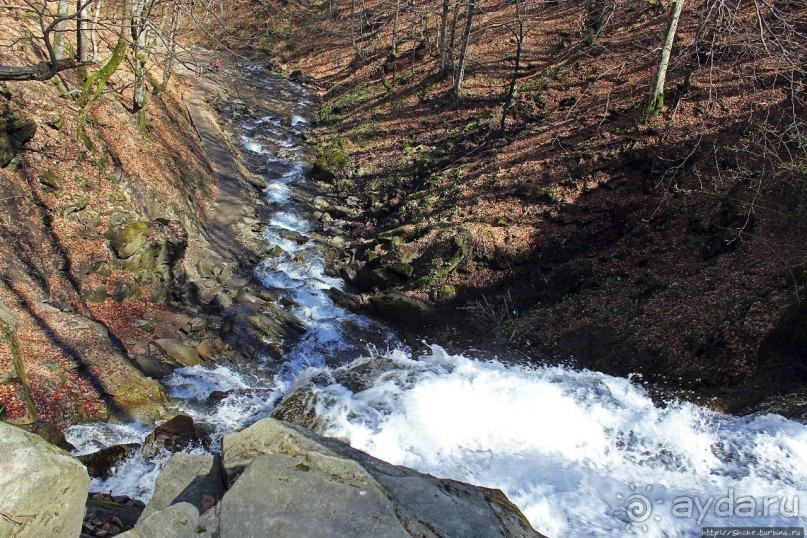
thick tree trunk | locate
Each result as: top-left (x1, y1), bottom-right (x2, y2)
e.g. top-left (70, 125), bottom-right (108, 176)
top-left (646, 0), bottom-right (684, 119)
top-left (453, 0), bottom-right (474, 97)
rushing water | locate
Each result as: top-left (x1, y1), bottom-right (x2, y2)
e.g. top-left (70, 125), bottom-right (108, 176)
top-left (65, 64), bottom-right (807, 537)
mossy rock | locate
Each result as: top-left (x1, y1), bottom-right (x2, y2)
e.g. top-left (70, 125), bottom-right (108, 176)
top-left (417, 237), bottom-right (467, 286)
top-left (111, 281), bottom-right (142, 303)
top-left (332, 357), bottom-right (399, 394)
top-left (80, 443), bottom-right (141, 478)
top-left (434, 284), bottom-right (457, 303)
top-left (107, 220), bottom-right (149, 259)
top-left (152, 339), bottom-right (203, 367)
top-left (109, 219), bottom-right (187, 280)
top-left (312, 149), bottom-right (350, 182)
top-left (39, 170), bottom-right (62, 191)
top-left (60, 194), bottom-right (89, 215)
top-left (81, 286), bottom-right (108, 303)
top-left (378, 224), bottom-right (416, 243)
top-left (387, 262), bottom-right (414, 280)
top-left (368, 291), bottom-right (437, 327)
top-left (271, 387), bottom-right (321, 430)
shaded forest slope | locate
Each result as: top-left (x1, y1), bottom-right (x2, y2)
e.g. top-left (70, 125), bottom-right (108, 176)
top-left (208, 0), bottom-right (807, 414)
top-left (0, 9), bottom-right (256, 427)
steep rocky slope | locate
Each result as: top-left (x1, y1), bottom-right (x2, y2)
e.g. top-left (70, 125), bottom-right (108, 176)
top-left (0, 25), bottom-right (274, 426)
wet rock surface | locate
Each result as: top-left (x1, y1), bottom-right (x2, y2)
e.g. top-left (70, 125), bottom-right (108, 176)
top-left (141, 414), bottom-right (206, 457)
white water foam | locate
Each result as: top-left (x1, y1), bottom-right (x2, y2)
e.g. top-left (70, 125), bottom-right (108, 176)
top-left (65, 67), bottom-right (807, 538)
top-left (301, 345), bottom-right (807, 537)
top-left (65, 422), bottom-right (151, 456)
top-left (240, 135), bottom-right (265, 154)
top-left (89, 445), bottom-right (209, 502)
top-left (269, 211), bottom-right (310, 233)
top-left (265, 182), bottom-right (291, 204)
top-left (163, 364), bottom-right (251, 400)
top-left (165, 365), bottom-right (287, 444)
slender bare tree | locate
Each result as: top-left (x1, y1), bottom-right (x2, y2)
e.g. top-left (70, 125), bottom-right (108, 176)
top-left (453, 0), bottom-right (474, 96)
top-left (438, 0), bottom-right (451, 71)
top-left (500, 0), bottom-right (529, 131)
top-left (646, 0), bottom-right (684, 119)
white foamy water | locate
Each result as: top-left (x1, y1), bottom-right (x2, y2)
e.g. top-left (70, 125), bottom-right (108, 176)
top-left (265, 182), bottom-right (291, 203)
top-left (66, 422), bottom-right (151, 456)
top-left (240, 135), bottom-right (265, 154)
top-left (165, 366), bottom-right (287, 443)
top-left (163, 364), bottom-right (250, 400)
top-left (298, 345), bottom-right (807, 537)
top-left (269, 211), bottom-right (310, 233)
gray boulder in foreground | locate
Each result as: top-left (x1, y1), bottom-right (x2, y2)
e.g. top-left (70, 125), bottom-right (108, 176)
top-left (125, 417), bottom-right (541, 537)
top-left (0, 421), bottom-right (90, 537)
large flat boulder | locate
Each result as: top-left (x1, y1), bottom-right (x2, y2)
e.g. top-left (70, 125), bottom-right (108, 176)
top-left (219, 454), bottom-right (408, 538)
top-left (221, 417), bottom-right (541, 538)
top-left (0, 421), bottom-right (89, 537)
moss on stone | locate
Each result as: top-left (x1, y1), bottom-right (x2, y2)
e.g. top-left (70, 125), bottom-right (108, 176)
top-left (107, 220), bottom-right (149, 259)
top-left (312, 149), bottom-right (350, 182)
top-left (434, 284), bottom-right (457, 302)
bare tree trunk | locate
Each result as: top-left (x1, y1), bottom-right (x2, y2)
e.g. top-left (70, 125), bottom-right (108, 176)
top-left (54, 0), bottom-right (71, 59)
top-left (162, 2), bottom-right (182, 90)
top-left (646, 0), bottom-right (684, 119)
top-left (359, 0), bottom-right (367, 54)
top-left (500, 0), bottom-right (525, 132)
top-left (391, 0), bottom-right (401, 83)
top-left (77, 0), bottom-right (90, 62)
top-left (90, 0), bottom-right (104, 60)
top-left (453, 0), bottom-right (474, 97)
top-left (584, 0), bottom-right (606, 46)
top-left (350, 0), bottom-right (357, 49)
top-left (447, 0), bottom-right (462, 77)
top-left (132, 0), bottom-right (152, 116)
top-left (392, 0), bottom-right (401, 55)
top-left (438, 0), bottom-right (449, 72)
